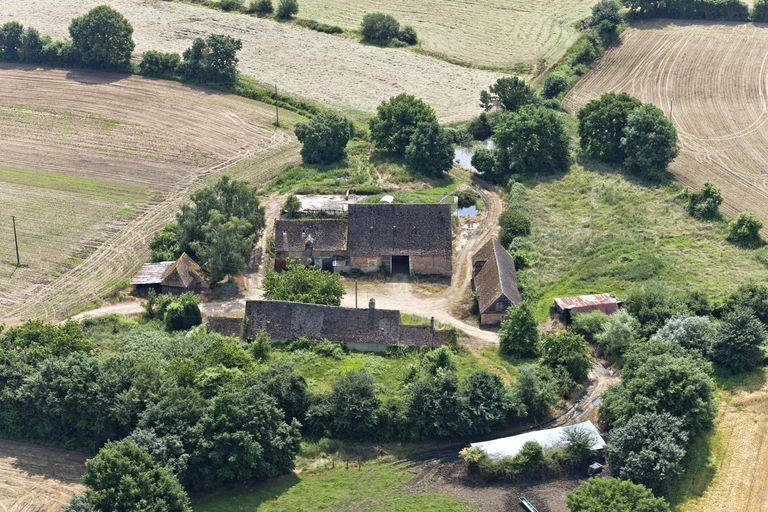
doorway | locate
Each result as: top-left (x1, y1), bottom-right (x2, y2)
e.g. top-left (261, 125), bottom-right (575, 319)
top-left (391, 255), bottom-right (410, 275)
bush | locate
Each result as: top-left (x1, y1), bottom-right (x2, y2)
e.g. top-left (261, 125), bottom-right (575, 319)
top-left (328, 371), bottom-right (379, 438)
top-left (295, 111), bottom-right (354, 164)
top-left (711, 308), bottom-right (766, 373)
top-left (461, 371), bottom-right (508, 435)
top-left (570, 311), bottom-right (609, 343)
top-left (361, 13), bottom-right (400, 44)
top-left (541, 74), bottom-right (568, 99)
top-left (471, 148), bottom-right (496, 176)
top-left (571, 36), bottom-right (602, 66)
top-left (590, 0), bottom-right (623, 26)
top-left (404, 121), bottom-right (455, 176)
top-left (407, 369), bottom-right (467, 438)
top-left (721, 282), bottom-right (768, 325)
top-left (511, 364), bottom-right (559, 418)
top-left (468, 113), bottom-right (492, 140)
top-left (755, 0), bottom-right (768, 20)
top-left (220, 0), bottom-right (245, 11)
top-left (486, 76), bottom-right (536, 112)
top-left (727, 212), bottom-right (763, 246)
top-left (276, 0), bottom-right (299, 19)
top-left (294, 19), bottom-right (344, 34)
top-left (499, 303), bottom-right (539, 357)
top-left (178, 34), bottom-right (242, 86)
top-left (263, 260), bottom-right (344, 305)
top-left (499, 207), bottom-right (531, 248)
top-left (248, 0), bottom-right (274, 15)
top-left (624, 282), bottom-right (687, 338)
top-left (283, 194), bottom-right (301, 217)
top-left (650, 314), bottom-right (717, 354)
top-left (247, 329), bottom-right (271, 361)
top-left (687, 181), bottom-right (722, 219)
top-left (567, 478), bottom-right (671, 512)
top-left (20, 27), bottom-right (43, 63)
top-left (539, 331), bottom-right (592, 383)
top-left (69, 5), bottom-right (135, 68)
top-left (0, 22), bottom-right (23, 61)
top-left (594, 309), bottom-right (641, 364)
top-left (370, 94), bottom-right (437, 154)
top-left (163, 296), bottom-right (202, 332)
top-left (456, 189), bottom-right (480, 208)
top-left (139, 50), bottom-right (181, 77)
top-left (397, 25), bottom-right (418, 45)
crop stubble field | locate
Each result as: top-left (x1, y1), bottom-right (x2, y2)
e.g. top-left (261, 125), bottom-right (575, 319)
top-left (3, 0), bottom-right (504, 122)
top-left (293, 0), bottom-right (595, 70)
top-left (0, 64), bottom-right (297, 324)
top-left (563, 20), bottom-right (768, 232)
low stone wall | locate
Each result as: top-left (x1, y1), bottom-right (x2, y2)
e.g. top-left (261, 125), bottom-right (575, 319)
top-left (410, 255), bottom-right (452, 277)
top-left (399, 325), bottom-right (452, 348)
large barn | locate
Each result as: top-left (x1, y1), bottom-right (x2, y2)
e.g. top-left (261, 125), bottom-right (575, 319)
top-left (347, 203), bottom-right (453, 276)
top-left (472, 239), bottom-right (522, 325)
top-left (274, 219), bottom-right (348, 272)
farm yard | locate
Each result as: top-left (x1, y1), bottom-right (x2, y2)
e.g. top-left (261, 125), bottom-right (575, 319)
top-left (3, 0), bottom-right (504, 122)
top-left (295, 0), bottom-right (595, 71)
top-left (0, 64), bottom-right (297, 324)
top-left (563, 20), bottom-right (768, 234)
top-left (0, 438), bottom-right (86, 512)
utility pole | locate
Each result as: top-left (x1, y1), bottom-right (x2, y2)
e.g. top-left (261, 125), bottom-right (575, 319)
top-left (274, 84), bottom-right (280, 127)
top-left (355, 281), bottom-right (358, 308)
top-left (12, 216), bottom-right (20, 266)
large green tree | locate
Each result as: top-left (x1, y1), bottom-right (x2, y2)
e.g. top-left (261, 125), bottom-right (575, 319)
top-left (722, 282), bottom-right (768, 325)
top-left (0, 21), bottom-right (24, 61)
top-left (295, 112), bottom-right (354, 164)
top-left (486, 76), bottom-right (536, 112)
top-left (578, 93), bottom-right (642, 163)
top-left (510, 364), bottom-right (558, 418)
top-left (404, 121), bottom-right (455, 176)
top-left (566, 478), bottom-right (671, 512)
top-left (191, 210), bottom-right (254, 282)
top-left (460, 370), bottom-right (508, 435)
top-left (711, 308), bottom-right (766, 373)
top-left (263, 261), bottom-right (344, 305)
top-left (594, 310), bottom-right (641, 364)
top-left (328, 370), bottom-right (380, 438)
top-left (69, 5), bottom-right (135, 67)
top-left (650, 315), bottom-right (716, 355)
top-left (498, 303), bottom-right (539, 357)
top-left (620, 104), bottom-right (678, 179)
top-left (624, 282), bottom-right (687, 338)
top-left (370, 94), bottom-right (437, 154)
top-left (407, 369), bottom-right (467, 438)
top-left (539, 331), bottom-right (592, 382)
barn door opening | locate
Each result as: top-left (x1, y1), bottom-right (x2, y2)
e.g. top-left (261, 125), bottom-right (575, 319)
top-left (391, 255), bottom-right (410, 275)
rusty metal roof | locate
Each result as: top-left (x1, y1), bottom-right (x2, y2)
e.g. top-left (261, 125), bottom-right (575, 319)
top-left (131, 261), bottom-right (174, 285)
top-left (554, 293), bottom-right (621, 310)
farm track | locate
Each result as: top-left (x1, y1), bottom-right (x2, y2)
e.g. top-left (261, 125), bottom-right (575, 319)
top-left (3, 0), bottom-right (505, 122)
top-left (0, 65), bottom-right (298, 324)
top-left (563, 20), bottom-right (768, 234)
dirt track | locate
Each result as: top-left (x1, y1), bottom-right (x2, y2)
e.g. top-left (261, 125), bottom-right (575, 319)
top-left (3, 0), bottom-right (503, 122)
top-left (563, 20), bottom-right (768, 233)
top-left (0, 438), bottom-right (86, 512)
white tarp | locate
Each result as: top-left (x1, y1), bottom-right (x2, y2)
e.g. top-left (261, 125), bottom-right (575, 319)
top-left (470, 421), bottom-right (606, 460)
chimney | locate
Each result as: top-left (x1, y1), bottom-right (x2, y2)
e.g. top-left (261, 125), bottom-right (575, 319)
top-left (369, 298), bottom-right (376, 310)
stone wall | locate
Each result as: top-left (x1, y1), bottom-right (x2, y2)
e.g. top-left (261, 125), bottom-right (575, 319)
top-left (207, 316), bottom-right (244, 337)
top-left (410, 255), bottom-right (452, 277)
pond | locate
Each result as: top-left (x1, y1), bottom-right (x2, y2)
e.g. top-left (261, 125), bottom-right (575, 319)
top-left (454, 139), bottom-right (494, 172)
top-left (456, 204), bottom-right (478, 217)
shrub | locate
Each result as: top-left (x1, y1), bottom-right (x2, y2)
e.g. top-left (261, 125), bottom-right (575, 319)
top-left (541, 74), bottom-right (568, 99)
top-left (727, 212), bottom-right (763, 246)
top-left (510, 364), bottom-right (558, 418)
top-left (276, 0), bottom-right (299, 19)
top-left (456, 189), bottom-right (480, 208)
top-left (263, 260), bottom-right (344, 305)
top-left (397, 25), bottom-right (418, 45)
top-left (407, 369), bottom-right (467, 438)
top-left (259, 363), bottom-right (309, 422)
top-left (486, 76), bottom-right (536, 112)
top-left (0, 22), bottom-right (24, 61)
top-left (594, 309), bottom-right (640, 364)
top-left (650, 315), bottom-right (717, 354)
top-left (404, 121), bottom-right (455, 176)
top-left (461, 371), bottom-right (508, 435)
top-left (156, 293), bottom-right (202, 332)
top-left (687, 181), bottom-right (722, 219)
top-left (468, 112), bottom-right (492, 140)
top-left (567, 478), bottom-right (671, 512)
top-left (721, 282), bottom-right (768, 325)
top-left (20, 27), bottom-right (43, 63)
top-left (361, 13), bottom-right (400, 44)
top-left (248, 0), bottom-right (274, 15)
top-left (295, 111), bottom-right (354, 164)
top-left (69, 5), bottom-right (135, 68)
top-left (755, 0), bottom-right (768, 21)
top-left (283, 194), bottom-right (301, 217)
top-left (624, 282), bottom-right (687, 338)
top-left (139, 50), bottom-right (181, 77)
top-left (711, 308), bottom-right (767, 373)
top-left (370, 94), bottom-right (437, 154)
top-left (539, 331), bottom-right (592, 383)
top-left (499, 207), bottom-right (531, 247)
top-left (328, 370), bottom-right (379, 438)
top-left (471, 148), bottom-right (496, 176)
top-left (220, 0), bottom-right (245, 11)
top-left (294, 19), bottom-right (344, 34)
top-left (247, 329), bottom-right (271, 361)
top-left (570, 311), bottom-right (609, 343)
top-left (499, 303), bottom-right (539, 357)
top-left (590, 0), bottom-right (622, 26)
top-left (571, 37), bottom-right (602, 66)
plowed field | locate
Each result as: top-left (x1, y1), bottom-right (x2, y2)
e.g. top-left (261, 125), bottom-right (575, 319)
top-left (0, 64), bottom-right (297, 324)
top-left (3, 0), bottom-right (503, 122)
top-left (0, 438), bottom-right (86, 512)
top-left (563, 20), bottom-right (768, 232)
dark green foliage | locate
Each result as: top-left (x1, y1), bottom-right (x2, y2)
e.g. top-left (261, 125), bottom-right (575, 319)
top-left (407, 369), bottom-right (467, 438)
top-left (248, 0), bottom-right (274, 15)
top-left (140, 50), bottom-right (181, 77)
top-left (370, 94), bottom-right (437, 154)
top-left (0, 22), bottom-right (24, 61)
top-left (594, 310), bottom-right (641, 364)
top-left (361, 13), bottom-right (400, 43)
top-left (468, 113), bottom-right (492, 140)
top-left (456, 189), bottom-right (480, 208)
top-left (83, 439), bottom-right (191, 512)
top-left (571, 36), bottom-right (602, 66)
top-left (687, 182), bottom-right (722, 219)
top-left (0, 320), bottom-right (92, 364)
top-left (541, 74), bottom-right (568, 99)
top-left (510, 364), bottom-right (558, 418)
top-left (276, 0), bottom-right (299, 19)
top-left (259, 364), bottom-right (309, 422)
top-left (295, 112), bottom-right (353, 164)
top-left (461, 370), bottom-right (508, 435)
top-left (178, 35), bottom-right (242, 85)
top-left (220, 0), bottom-right (244, 11)
top-left (486, 76), bottom-right (536, 112)
top-left (327, 370), bottom-right (379, 438)
top-left (263, 261), bottom-right (344, 305)
top-left (20, 27), bottom-right (43, 63)
top-left (247, 329), bottom-right (271, 361)
top-left (397, 25), bottom-right (418, 45)
top-left (69, 5), bottom-right (135, 68)
top-left (283, 194), bottom-right (301, 217)
top-left (590, 0), bottom-right (623, 26)
top-left (471, 148), bottom-right (496, 177)
top-left (499, 303), bottom-right (539, 357)
top-left (727, 212), bottom-right (764, 247)
top-left (711, 308), bottom-right (766, 373)
top-left (63, 495), bottom-right (96, 512)
top-left (493, 107), bottom-right (571, 176)
top-left (650, 315), bottom-right (716, 354)
top-left (404, 121), bottom-right (455, 176)
top-left (561, 426), bottom-right (598, 467)
top-left (606, 412), bottom-right (687, 494)
top-left (755, 0), bottom-right (768, 20)
top-left (150, 225), bottom-right (181, 262)
top-left (539, 331), bottom-right (592, 382)
top-left (499, 207), bottom-right (531, 248)
top-left (624, 282), bottom-right (687, 338)
top-left (162, 293), bottom-right (202, 332)
top-left (722, 282), bottom-right (768, 325)
top-left (578, 93), bottom-right (642, 163)
top-left (129, 428), bottom-right (190, 477)
top-left (570, 311), bottom-right (609, 343)
top-left (621, 104), bottom-right (678, 179)
top-left (566, 478), bottom-right (671, 512)
top-left (624, 0), bottom-right (748, 20)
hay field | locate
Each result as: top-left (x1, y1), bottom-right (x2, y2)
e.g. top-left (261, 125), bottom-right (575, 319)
top-left (677, 371), bottom-right (768, 512)
top-left (563, 20), bottom-right (768, 232)
top-left (298, 0), bottom-right (595, 70)
top-left (0, 438), bottom-right (86, 512)
top-left (0, 64), bottom-right (295, 324)
top-left (3, 0), bottom-right (504, 122)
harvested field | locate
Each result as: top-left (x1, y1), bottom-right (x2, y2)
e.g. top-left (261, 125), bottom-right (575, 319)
top-left (0, 438), bottom-right (86, 512)
top-left (0, 64), bottom-right (297, 324)
top-left (294, 0), bottom-right (595, 70)
top-left (677, 371), bottom-right (768, 511)
top-left (3, 0), bottom-right (504, 122)
top-left (563, 20), bottom-right (768, 233)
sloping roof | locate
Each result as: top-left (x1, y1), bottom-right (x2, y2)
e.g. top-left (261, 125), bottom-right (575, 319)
top-left (471, 421), bottom-right (606, 460)
top-left (554, 293), bottom-right (621, 311)
top-left (162, 252), bottom-right (205, 289)
top-left (347, 204), bottom-right (452, 257)
top-left (472, 239), bottom-right (522, 314)
top-left (274, 219), bottom-right (348, 253)
top-left (131, 261), bottom-right (174, 285)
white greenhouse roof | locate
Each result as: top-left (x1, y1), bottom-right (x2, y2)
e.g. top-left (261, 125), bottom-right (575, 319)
top-left (471, 421), bottom-right (606, 460)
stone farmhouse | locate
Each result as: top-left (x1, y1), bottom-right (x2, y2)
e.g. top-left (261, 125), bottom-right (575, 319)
top-left (274, 203), bottom-right (453, 277)
top-left (243, 299), bottom-right (453, 352)
top-left (132, 253), bottom-right (208, 296)
top-left (471, 239), bottom-right (522, 326)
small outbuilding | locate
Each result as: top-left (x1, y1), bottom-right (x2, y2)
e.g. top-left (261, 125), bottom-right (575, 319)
top-left (274, 219), bottom-right (348, 272)
top-left (471, 239), bottom-right (522, 325)
top-left (470, 421), bottom-right (606, 460)
top-left (132, 253), bottom-right (208, 295)
top-left (553, 293), bottom-right (622, 323)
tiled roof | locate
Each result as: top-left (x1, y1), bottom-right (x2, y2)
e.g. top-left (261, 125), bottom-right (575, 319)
top-left (472, 239), bottom-right (522, 314)
top-left (162, 253), bottom-right (205, 289)
top-left (554, 294), bottom-right (621, 310)
top-left (131, 261), bottom-right (174, 285)
top-left (274, 219), bottom-right (348, 253)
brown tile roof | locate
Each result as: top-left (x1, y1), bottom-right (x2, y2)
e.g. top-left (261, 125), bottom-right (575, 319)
top-left (162, 252), bottom-right (205, 289)
top-left (274, 219), bottom-right (348, 253)
top-left (472, 239), bottom-right (522, 314)
top-left (132, 261), bottom-right (174, 285)
top-left (347, 204), bottom-right (452, 257)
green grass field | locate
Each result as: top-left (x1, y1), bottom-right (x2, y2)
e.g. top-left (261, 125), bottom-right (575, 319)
top-left (193, 458), bottom-right (473, 511)
top-left (521, 165), bottom-right (768, 318)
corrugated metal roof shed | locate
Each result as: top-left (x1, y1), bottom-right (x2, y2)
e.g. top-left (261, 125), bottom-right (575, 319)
top-left (471, 421), bottom-right (606, 460)
top-left (554, 293), bottom-right (621, 311)
top-left (131, 261), bottom-right (174, 285)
